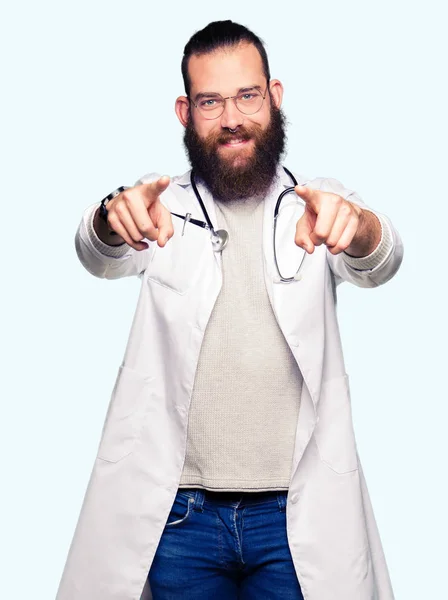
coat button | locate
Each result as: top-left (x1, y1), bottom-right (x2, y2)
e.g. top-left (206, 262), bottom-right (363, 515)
top-left (290, 493), bottom-right (299, 504)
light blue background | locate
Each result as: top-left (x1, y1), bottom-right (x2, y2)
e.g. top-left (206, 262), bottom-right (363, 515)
top-left (1, 1), bottom-right (446, 598)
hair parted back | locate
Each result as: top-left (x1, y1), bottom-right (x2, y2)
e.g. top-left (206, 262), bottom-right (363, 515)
top-left (181, 20), bottom-right (271, 97)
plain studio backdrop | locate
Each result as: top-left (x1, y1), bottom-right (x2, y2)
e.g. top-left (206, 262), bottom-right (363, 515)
top-left (0, 1), bottom-right (446, 598)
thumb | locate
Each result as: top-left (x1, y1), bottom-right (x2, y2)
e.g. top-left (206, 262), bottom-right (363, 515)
top-left (155, 205), bottom-right (174, 248)
top-left (295, 210), bottom-right (315, 253)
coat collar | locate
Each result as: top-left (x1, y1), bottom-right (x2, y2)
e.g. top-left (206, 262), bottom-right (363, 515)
top-left (170, 164), bottom-right (301, 273)
top-left (170, 163), bottom-right (304, 275)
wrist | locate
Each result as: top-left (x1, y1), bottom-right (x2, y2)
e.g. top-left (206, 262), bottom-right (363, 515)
top-left (93, 206), bottom-right (126, 247)
top-left (345, 209), bottom-right (381, 258)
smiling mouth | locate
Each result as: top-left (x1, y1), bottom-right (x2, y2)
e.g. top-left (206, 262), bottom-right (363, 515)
top-left (220, 138), bottom-right (251, 148)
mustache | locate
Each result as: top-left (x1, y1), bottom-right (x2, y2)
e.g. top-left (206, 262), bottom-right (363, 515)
top-left (209, 126), bottom-right (259, 146)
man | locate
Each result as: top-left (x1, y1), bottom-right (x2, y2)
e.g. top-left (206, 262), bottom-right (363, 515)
top-left (57, 20), bottom-right (403, 600)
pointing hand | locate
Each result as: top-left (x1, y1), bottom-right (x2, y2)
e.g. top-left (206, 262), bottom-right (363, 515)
top-left (103, 176), bottom-right (175, 251)
top-left (294, 185), bottom-right (364, 255)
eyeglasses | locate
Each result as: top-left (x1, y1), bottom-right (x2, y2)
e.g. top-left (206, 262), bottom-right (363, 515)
top-left (189, 85), bottom-right (268, 120)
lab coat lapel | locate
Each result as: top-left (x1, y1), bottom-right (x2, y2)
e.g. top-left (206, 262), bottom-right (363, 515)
top-left (263, 165), bottom-right (325, 408)
top-left (174, 171), bottom-right (222, 270)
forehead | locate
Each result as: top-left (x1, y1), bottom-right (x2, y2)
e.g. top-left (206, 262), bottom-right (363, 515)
top-left (188, 43), bottom-right (265, 95)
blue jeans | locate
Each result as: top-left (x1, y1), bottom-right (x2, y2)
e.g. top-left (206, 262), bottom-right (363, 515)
top-left (148, 488), bottom-right (304, 599)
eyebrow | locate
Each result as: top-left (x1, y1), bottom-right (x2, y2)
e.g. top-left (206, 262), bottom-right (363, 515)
top-left (193, 85), bottom-right (263, 102)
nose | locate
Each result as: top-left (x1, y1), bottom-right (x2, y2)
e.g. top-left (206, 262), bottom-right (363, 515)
top-left (219, 97), bottom-right (244, 131)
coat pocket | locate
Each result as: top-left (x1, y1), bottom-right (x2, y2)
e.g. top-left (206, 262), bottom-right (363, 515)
top-left (146, 216), bottom-right (210, 295)
top-left (97, 365), bottom-right (153, 463)
top-left (313, 374), bottom-right (359, 474)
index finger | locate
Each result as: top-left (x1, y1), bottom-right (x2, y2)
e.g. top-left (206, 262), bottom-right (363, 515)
top-left (139, 175), bottom-right (171, 204)
top-left (129, 176), bottom-right (171, 241)
top-left (295, 184), bottom-right (320, 214)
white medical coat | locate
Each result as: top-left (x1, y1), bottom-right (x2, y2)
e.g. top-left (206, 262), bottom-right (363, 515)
top-left (56, 164), bottom-right (404, 600)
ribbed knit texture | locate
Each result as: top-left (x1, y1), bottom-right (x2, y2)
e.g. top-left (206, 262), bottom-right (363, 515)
top-left (85, 203), bottom-right (131, 258)
top-left (342, 209), bottom-right (393, 270)
top-left (179, 195), bottom-right (303, 492)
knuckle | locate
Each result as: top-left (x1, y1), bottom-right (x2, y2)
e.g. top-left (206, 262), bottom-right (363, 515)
top-left (114, 202), bottom-right (126, 216)
top-left (332, 194), bottom-right (343, 207)
top-left (107, 213), bottom-right (119, 229)
top-left (123, 194), bottom-right (138, 210)
top-left (313, 229), bottom-right (326, 241)
top-left (337, 241), bottom-right (350, 252)
top-left (124, 190), bottom-right (143, 209)
top-left (140, 225), bottom-right (156, 238)
top-left (340, 203), bottom-right (351, 216)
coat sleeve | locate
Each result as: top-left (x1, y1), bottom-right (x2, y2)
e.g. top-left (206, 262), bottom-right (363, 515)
top-left (74, 172), bottom-right (162, 280)
top-left (318, 177), bottom-right (404, 288)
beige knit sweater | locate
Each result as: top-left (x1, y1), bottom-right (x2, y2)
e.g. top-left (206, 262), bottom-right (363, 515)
top-left (178, 194), bottom-right (303, 492)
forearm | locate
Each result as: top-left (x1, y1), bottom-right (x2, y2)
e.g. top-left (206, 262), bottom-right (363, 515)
top-left (345, 209), bottom-right (382, 258)
top-left (75, 203), bottom-right (149, 280)
top-left (327, 209), bottom-right (403, 288)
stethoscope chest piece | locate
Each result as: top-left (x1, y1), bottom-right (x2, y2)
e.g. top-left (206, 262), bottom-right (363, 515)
top-left (211, 229), bottom-right (229, 252)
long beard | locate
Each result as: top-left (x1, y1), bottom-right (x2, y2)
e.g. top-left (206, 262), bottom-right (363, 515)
top-left (183, 104), bottom-right (288, 202)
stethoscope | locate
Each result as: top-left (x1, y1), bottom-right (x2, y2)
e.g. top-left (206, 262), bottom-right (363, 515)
top-left (170, 165), bottom-right (306, 282)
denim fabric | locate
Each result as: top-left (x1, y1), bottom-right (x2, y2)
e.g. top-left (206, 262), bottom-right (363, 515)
top-left (148, 488), bottom-right (304, 599)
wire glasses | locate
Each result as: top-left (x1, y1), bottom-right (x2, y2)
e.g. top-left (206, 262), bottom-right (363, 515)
top-left (189, 85), bottom-right (268, 120)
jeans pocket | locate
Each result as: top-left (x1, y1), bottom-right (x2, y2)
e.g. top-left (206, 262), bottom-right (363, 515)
top-left (165, 493), bottom-right (195, 527)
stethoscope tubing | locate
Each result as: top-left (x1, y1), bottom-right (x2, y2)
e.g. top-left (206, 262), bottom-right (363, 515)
top-left (189, 165), bottom-right (299, 232)
top-left (170, 166), bottom-right (306, 282)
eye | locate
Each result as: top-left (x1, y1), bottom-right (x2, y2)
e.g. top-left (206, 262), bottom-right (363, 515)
top-left (201, 99), bottom-right (217, 107)
top-left (240, 93), bottom-right (255, 101)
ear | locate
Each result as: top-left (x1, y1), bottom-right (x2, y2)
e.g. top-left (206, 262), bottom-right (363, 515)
top-left (175, 96), bottom-right (190, 127)
top-left (268, 79), bottom-right (284, 109)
